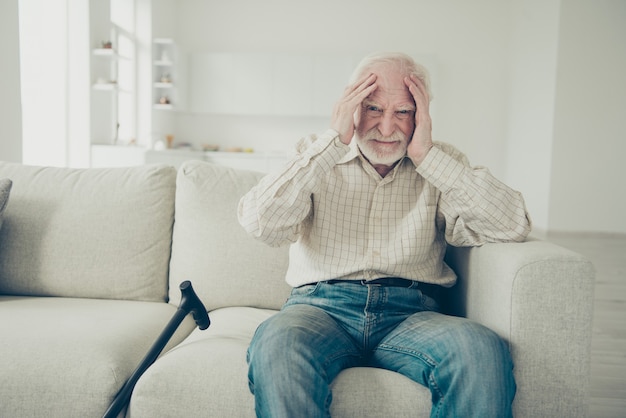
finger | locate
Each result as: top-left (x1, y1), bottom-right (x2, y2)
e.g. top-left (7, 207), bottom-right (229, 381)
top-left (336, 84), bottom-right (377, 119)
top-left (345, 73), bottom-right (377, 100)
top-left (407, 74), bottom-right (429, 103)
top-left (351, 79), bottom-right (377, 104)
top-left (404, 76), bottom-right (432, 130)
top-left (352, 73), bottom-right (376, 90)
top-left (405, 77), bottom-right (430, 114)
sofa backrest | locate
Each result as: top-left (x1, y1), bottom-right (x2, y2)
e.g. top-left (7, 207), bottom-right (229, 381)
top-left (0, 161), bottom-right (177, 302)
top-left (168, 160), bottom-right (291, 311)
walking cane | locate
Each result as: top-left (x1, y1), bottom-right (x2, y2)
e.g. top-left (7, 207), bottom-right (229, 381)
top-left (102, 280), bottom-right (210, 418)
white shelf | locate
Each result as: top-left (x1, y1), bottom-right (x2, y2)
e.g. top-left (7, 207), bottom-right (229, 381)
top-left (92, 48), bottom-right (116, 56)
top-left (153, 104), bottom-right (174, 110)
top-left (154, 82), bottom-right (173, 88)
top-left (92, 83), bottom-right (117, 91)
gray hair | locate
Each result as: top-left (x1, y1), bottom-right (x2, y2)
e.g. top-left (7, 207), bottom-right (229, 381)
top-left (349, 52), bottom-right (433, 101)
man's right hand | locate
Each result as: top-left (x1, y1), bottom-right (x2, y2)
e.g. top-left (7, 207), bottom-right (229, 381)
top-left (331, 73), bottom-right (378, 145)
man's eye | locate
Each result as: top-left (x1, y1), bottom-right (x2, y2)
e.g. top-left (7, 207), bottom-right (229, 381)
top-left (365, 105), bottom-right (383, 116)
top-left (395, 110), bottom-right (414, 119)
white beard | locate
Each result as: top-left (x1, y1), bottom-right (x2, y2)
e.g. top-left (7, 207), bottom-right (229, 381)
top-left (355, 128), bottom-right (409, 166)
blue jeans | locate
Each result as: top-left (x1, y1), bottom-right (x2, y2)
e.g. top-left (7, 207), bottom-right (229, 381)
top-left (247, 281), bottom-right (515, 418)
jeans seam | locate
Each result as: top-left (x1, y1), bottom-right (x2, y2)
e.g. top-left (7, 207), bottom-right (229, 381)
top-left (321, 349), bottom-right (361, 371)
top-left (375, 343), bottom-right (444, 400)
top-left (376, 343), bottom-right (437, 366)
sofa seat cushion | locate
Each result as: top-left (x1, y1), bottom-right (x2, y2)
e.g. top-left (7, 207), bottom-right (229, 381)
top-left (129, 307), bottom-right (432, 418)
top-left (0, 296), bottom-right (195, 418)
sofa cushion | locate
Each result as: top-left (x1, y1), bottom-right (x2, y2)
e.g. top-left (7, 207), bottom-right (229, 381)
top-left (168, 161), bottom-right (291, 310)
top-left (129, 307), bottom-right (272, 417)
top-left (0, 178), bottom-right (11, 230)
top-left (0, 162), bottom-right (176, 301)
top-left (129, 307), bottom-right (432, 418)
top-left (0, 296), bottom-right (196, 418)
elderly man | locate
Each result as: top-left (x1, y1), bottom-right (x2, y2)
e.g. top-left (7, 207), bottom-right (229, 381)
top-left (238, 52), bottom-right (531, 418)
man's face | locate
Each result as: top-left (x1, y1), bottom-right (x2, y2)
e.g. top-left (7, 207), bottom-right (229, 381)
top-left (355, 64), bottom-right (416, 166)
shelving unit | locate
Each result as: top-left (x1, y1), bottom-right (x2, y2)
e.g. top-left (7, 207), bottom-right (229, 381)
top-left (90, 44), bottom-right (119, 144)
top-left (152, 38), bottom-right (176, 110)
top-left (92, 47), bottom-right (116, 57)
top-left (91, 47), bottom-right (118, 90)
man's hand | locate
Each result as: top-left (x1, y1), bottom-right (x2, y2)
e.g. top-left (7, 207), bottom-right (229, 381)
top-left (331, 73), bottom-right (377, 145)
top-left (404, 74), bottom-right (433, 166)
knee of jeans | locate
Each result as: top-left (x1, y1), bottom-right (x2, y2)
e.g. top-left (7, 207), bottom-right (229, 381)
top-left (247, 320), bottom-right (286, 388)
top-left (248, 317), bottom-right (283, 363)
top-left (248, 313), bottom-right (321, 394)
top-left (450, 321), bottom-right (512, 364)
top-left (249, 311), bottom-right (314, 366)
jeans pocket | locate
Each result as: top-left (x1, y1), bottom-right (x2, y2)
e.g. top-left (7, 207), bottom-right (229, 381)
top-left (284, 283), bottom-right (319, 310)
top-left (289, 281), bottom-right (323, 299)
top-left (420, 290), bottom-right (441, 312)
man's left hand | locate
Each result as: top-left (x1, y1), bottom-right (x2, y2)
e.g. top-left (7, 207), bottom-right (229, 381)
top-left (404, 74), bottom-right (433, 166)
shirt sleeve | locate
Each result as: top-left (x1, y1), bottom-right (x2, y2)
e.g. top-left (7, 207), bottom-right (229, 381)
top-left (238, 129), bottom-right (350, 247)
top-left (415, 142), bottom-right (532, 246)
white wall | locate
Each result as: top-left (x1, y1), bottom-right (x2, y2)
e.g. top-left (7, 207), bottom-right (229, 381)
top-left (549, 0), bottom-right (626, 234)
top-left (505, 0), bottom-right (561, 233)
top-left (7, 0), bottom-right (625, 234)
top-left (153, 0), bottom-right (626, 234)
top-left (0, 0), bottom-right (22, 162)
top-left (155, 0), bottom-right (513, 176)
top-left (19, 0), bottom-right (70, 167)
top-left (67, 0), bottom-right (91, 167)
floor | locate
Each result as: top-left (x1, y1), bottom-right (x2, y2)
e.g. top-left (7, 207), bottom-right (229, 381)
top-left (548, 233), bottom-right (626, 418)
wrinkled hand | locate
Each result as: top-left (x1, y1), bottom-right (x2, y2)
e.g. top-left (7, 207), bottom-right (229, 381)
top-left (331, 73), bottom-right (378, 145)
top-left (404, 74), bottom-right (433, 165)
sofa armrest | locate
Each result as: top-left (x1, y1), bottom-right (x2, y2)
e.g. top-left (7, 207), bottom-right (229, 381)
top-left (444, 239), bottom-right (595, 418)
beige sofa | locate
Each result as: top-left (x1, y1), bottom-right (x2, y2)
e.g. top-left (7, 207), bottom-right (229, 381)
top-left (0, 159), bottom-right (595, 417)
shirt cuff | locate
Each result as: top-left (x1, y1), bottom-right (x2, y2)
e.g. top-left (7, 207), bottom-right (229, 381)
top-left (298, 129), bottom-right (351, 168)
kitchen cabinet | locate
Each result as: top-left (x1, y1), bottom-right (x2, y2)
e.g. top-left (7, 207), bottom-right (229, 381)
top-left (272, 55), bottom-right (314, 115)
top-left (187, 53), bottom-right (358, 117)
top-left (176, 52), bottom-right (436, 118)
top-left (312, 55), bottom-right (360, 116)
top-left (204, 151), bottom-right (288, 173)
top-left (189, 53), bottom-right (272, 114)
top-left (144, 149), bottom-right (289, 172)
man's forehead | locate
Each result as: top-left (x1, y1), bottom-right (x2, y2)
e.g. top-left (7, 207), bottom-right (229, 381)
top-left (368, 83), bottom-right (414, 107)
top-left (368, 64), bottom-right (413, 104)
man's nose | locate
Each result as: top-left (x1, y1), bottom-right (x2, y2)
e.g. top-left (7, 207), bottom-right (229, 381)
top-left (378, 112), bottom-right (396, 137)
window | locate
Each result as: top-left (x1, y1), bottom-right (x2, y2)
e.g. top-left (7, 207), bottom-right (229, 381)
top-left (19, 0), bottom-right (138, 166)
top-left (110, 0), bottom-right (136, 144)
